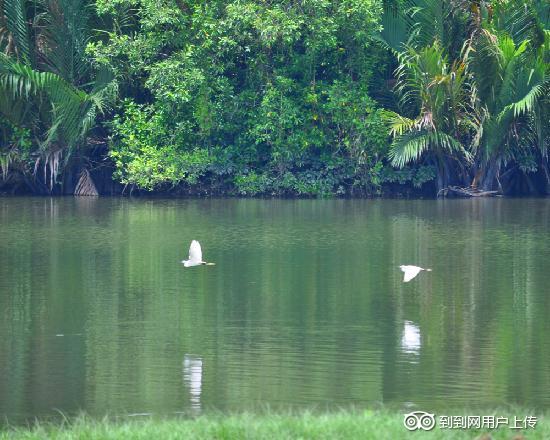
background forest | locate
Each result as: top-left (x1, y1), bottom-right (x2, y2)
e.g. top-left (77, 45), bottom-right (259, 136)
top-left (0, 0), bottom-right (549, 196)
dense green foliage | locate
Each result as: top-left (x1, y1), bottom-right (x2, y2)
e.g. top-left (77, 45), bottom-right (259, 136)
top-left (97, 0), bottom-right (395, 196)
top-left (0, 0), bottom-right (548, 195)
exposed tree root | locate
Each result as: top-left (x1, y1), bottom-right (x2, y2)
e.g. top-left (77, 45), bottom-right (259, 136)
top-left (439, 186), bottom-right (500, 197)
top-left (74, 169), bottom-right (99, 196)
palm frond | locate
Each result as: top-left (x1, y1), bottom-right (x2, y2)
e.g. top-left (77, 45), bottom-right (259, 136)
top-left (3, 0), bottom-right (31, 62)
top-left (385, 111), bottom-right (418, 137)
top-left (380, 0), bottom-right (413, 52)
top-left (389, 130), bottom-right (463, 168)
top-left (469, 30), bottom-right (501, 111)
top-left (499, 78), bottom-right (549, 119)
top-left (407, 0), bottom-right (447, 48)
top-left (0, 52), bottom-right (117, 147)
top-left (496, 38), bottom-right (529, 109)
top-left (493, 0), bottom-right (546, 49)
top-left (36, 0), bottom-right (93, 83)
top-left (0, 53), bottom-right (56, 97)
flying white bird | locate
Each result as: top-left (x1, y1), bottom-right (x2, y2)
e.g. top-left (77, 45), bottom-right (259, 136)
top-left (182, 240), bottom-right (215, 267)
top-left (400, 265), bottom-right (431, 282)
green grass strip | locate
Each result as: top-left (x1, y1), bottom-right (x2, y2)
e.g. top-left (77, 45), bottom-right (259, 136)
top-left (1, 409), bottom-right (548, 439)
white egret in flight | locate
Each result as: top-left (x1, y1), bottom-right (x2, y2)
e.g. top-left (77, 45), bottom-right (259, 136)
top-left (182, 240), bottom-right (215, 267)
top-left (400, 265), bottom-right (431, 282)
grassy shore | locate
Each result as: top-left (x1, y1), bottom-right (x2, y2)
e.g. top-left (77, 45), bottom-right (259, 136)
top-left (1, 410), bottom-right (548, 439)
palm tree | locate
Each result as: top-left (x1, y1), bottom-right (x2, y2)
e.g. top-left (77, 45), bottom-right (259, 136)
top-left (380, 0), bottom-right (549, 194)
top-left (0, 0), bottom-right (117, 192)
top-left (386, 42), bottom-right (473, 192)
top-left (468, 30), bottom-right (549, 191)
top-left (381, 0), bottom-right (474, 192)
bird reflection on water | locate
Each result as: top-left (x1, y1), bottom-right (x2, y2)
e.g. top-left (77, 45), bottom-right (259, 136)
top-left (183, 355), bottom-right (203, 412)
top-left (401, 321), bottom-right (421, 356)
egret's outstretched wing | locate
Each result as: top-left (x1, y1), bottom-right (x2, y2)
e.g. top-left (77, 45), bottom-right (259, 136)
top-left (188, 240), bottom-right (203, 264)
top-left (400, 265), bottom-right (422, 282)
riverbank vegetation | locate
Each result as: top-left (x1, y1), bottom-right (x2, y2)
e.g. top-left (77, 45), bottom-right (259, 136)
top-left (0, 0), bottom-right (548, 196)
top-left (1, 410), bottom-right (549, 439)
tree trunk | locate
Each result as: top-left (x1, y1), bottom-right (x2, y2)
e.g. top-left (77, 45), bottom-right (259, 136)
top-left (478, 157), bottom-right (503, 192)
top-left (434, 155), bottom-right (452, 196)
top-left (436, 172), bottom-right (445, 195)
top-left (542, 158), bottom-right (550, 195)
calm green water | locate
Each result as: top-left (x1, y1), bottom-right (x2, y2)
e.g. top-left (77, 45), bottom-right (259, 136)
top-left (1, 197), bottom-right (550, 423)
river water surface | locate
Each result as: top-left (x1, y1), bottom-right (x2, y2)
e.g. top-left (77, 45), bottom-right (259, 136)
top-left (1, 197), bottom-right (549, 423)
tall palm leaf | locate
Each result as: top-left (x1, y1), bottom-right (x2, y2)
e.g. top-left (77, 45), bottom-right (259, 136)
top-left (1, 0), bottom-right (31, 62)
top-left (37, 0), bottom-right (93, 83)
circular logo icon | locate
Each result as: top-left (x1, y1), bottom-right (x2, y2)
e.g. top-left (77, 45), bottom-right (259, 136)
top-left (403, 411), bottom-right (436, 431)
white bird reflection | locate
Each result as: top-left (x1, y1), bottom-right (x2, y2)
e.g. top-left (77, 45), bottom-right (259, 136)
top-left (183, 355), bottom-right (203, 412)
top-left (401, 321), bottom-right (421, 355)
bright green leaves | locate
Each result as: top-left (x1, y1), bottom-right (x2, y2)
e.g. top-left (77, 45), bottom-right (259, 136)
top-left (108, 101), bottom-right (213, 190)
top-left (88, 0), bottom-right (188, 79)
